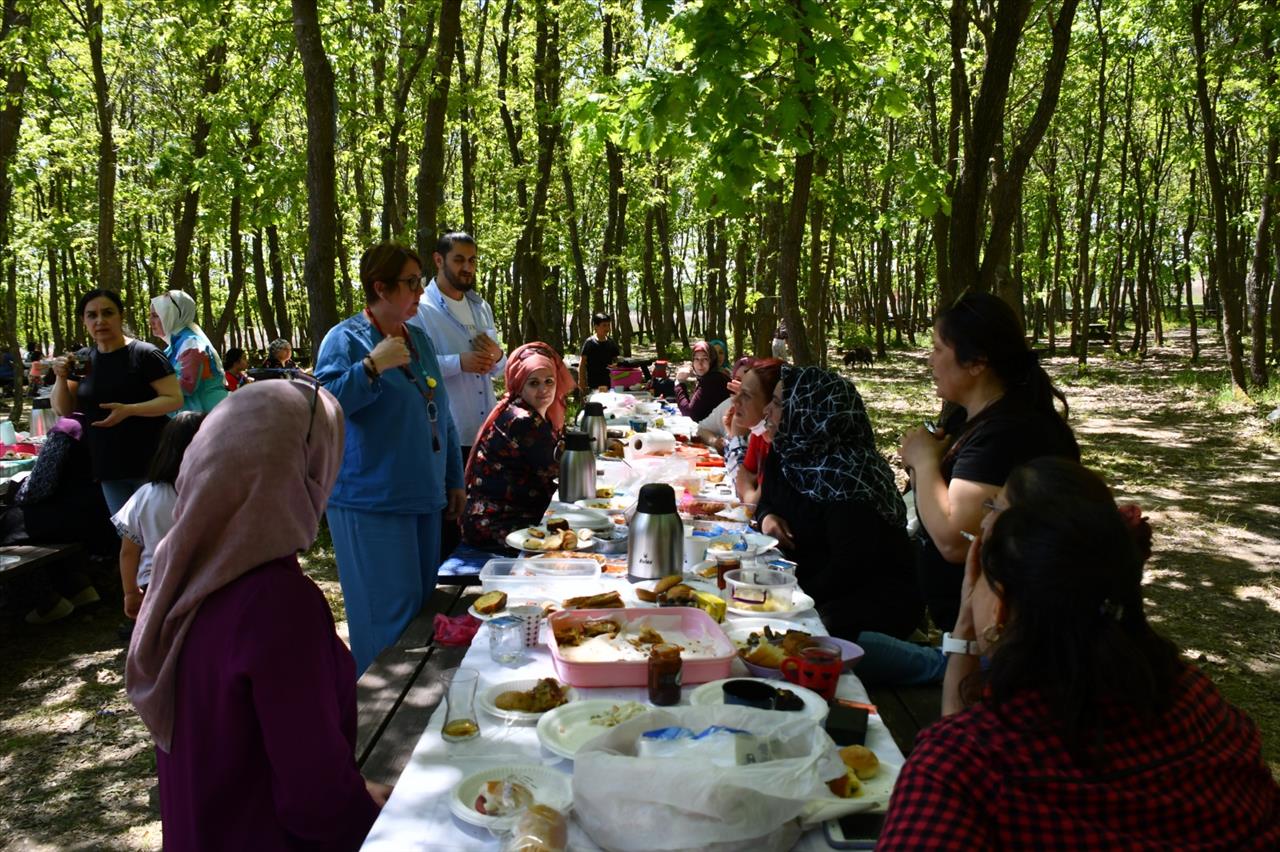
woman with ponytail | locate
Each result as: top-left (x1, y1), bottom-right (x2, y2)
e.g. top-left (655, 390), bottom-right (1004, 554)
top-left (900, 292), bottom-right (1078, 631)
top-left (880, 458), bottom-right (1280, 848)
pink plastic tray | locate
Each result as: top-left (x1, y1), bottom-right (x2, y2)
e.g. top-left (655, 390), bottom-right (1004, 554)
top-left (546, 607), bottom-right (736, 688)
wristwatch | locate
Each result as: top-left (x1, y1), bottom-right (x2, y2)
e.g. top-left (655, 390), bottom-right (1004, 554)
top-left (941, 632), bottom-right (981, 656)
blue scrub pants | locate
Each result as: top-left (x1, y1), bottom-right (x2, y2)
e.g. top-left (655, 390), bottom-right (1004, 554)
top-left (327, 507), bottom-right (442, 676)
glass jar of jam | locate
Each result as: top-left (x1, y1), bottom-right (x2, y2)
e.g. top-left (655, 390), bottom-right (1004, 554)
top-left (710, 550), bottom-right (742, 591)
top-left (647, 643), bottom-right (683, 705)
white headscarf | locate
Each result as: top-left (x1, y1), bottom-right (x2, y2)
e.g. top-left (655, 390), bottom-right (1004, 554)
top-left (150, 290), bottom-right (200, 344)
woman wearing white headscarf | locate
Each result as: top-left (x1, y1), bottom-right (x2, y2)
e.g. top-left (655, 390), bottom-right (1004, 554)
top-left (150, 290), bottom-right (229, 413)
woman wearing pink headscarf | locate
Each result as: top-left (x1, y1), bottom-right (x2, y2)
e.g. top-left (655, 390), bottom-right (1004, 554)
top-left (126, 379), bottom-right (386, 851)
top-left (461, 342), bottom-right (575, 549)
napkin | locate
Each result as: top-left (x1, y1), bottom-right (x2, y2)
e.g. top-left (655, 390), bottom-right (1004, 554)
top-left (432, 613), bottom-right (481, 646)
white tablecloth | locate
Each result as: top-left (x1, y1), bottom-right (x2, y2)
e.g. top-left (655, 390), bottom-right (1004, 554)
top-left (362, 605), bottom-right (904, 851)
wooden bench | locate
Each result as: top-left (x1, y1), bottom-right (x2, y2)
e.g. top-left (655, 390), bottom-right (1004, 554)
top-left (867, 683), bottom-right (941, 757)
top-left (0, 542), bottom-right (85, 584)
top-left (355, 583), bottom-right (480, 784)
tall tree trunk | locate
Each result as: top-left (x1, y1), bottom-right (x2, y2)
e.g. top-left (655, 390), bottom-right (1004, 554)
top-left (267, 225), bottom-right (291, 341)
top-left (561, 162), bottom-right (590, 341)
top-left (416, 0), bottom-right (462, 253)
top-left (0, 0), bottom-right (27, 411)
top-left (84, 0), bottom-right (121, 294)
top-left (292, 0), bottom-right (340, 349)
top-left (213, 194), bottom-right (246, 349)
top-left (170, 35), bottom-right (225, 293)
top-left (1191, 0), bottom-right (1249, 389)
top-left (1246, 8), bottom-right (1276, 388)
top-left (455, 1), bottom-right (492, 237)
top-left (251, 229), bottom-right (279, 343)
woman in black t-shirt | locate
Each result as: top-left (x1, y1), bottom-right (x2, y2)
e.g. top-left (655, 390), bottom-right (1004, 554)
top-left (51, 289), bottom-right (182, 516)
top-left (899, 293), bottom-right (1078, 631)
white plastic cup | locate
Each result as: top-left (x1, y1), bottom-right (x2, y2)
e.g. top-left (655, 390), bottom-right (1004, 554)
top-left (0, 421), bottom-right (16, 445)
top-left (509, 605), bottom-right (545, 648)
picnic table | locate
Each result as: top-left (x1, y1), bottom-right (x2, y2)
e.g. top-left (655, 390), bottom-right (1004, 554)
top-left (354, 426), bottom-right (939, 849)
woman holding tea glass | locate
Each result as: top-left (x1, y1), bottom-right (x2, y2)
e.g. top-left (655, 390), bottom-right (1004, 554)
top-left (674, 340), bottom-right (730, 422)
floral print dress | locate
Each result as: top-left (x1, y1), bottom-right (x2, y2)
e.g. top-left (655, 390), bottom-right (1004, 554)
top-left (461, 399), bottom-right (560, 549)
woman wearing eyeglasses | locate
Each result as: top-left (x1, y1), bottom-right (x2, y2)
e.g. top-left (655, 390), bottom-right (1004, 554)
top-left (461, 342), bottom-right (575, 549)
top-left (314, 241), bottom-right (463, 676)
top-left (150, 290), bottom-right (229, 414)
top-left (899, 292), bottom-right (1078, 633)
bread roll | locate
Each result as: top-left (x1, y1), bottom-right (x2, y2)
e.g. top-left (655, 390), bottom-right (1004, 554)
top-left (826, 767), bottom-right (863, 799)
top-left (839, 744), bottom-right (880, 780)
top-left (510, 803), bottom-right (568, 851)
top-left (474, 591), bottom-right (508, 615)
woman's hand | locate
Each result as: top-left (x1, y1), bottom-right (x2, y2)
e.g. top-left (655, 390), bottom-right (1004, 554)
top-left (93, 402), bottom-right (134, 428)
top-left (364, 778), bottom-right (394, 807)
top-left (369, 336), bottom-right (411, 374)
top-left (952, 530), bottom-right (984, 640)
top-left (124, 589), bottom-right (144, 620)
top-left (760, 513), bottom-right (795, 550)
top-left (50, 355), bottom-right (71, 381)
top-left (444, 487), bottom-right (465, 520)
top-left (899, 426), bottom-right (949, 472)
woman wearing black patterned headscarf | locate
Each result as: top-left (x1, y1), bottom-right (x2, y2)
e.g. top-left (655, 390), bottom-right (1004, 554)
top-left (755, 365), bottom-right (923, 641)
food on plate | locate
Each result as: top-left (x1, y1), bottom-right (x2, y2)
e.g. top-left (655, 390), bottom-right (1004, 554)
top-left (772, 686), bottom-right (806, 712)
top-left (545, 517), bottom-right (570, 533)
top-left (684, 499), bottom-right (734, 519)
top-left (743, 642), bottom-right (787, 668)
top-left (474, 779), bottom-right (534, 816)
top-left (522, 530), bottom-right (563, 551)
top-left (707, 540), bottom-right (737, 552)
top-left (562, 590), bottom-right (624, 610)
top-left (826, 745), bottom-right (881, 798)
top-left (604, 439), bottom-right (627, 458)
top-left (588, 701), bottom-right (648, 728)
top-left (511, 803), bottom-right (568, 852)
top-left (534, 551), bottom-right (607, 564)
top-left (602, 559), bottom-right (628, 575)
top-left (631, 626), bottom-right (665, 647)
top-left (493, 678), bottom-right (570, 713)
top-left (473, 590), bottom-right (508, 615)
top-left (595, 486), bottom-right (614, 498)
top-left (527, 527), bottom-right (547, 539)
top-left (692, 590), bottom-right (727, 622)
top-left (560, 529), bottom-right (578, 549)
top-left (582, 617), bottom-right (622, 637)
top-left (576, 528), bottom-right (595, 542)
top-left (636, 575), bottom-right (684, 603)
top-left (737, 626), bottom-right (819, 668)
top-left (552, 617), bottom-right (621, 648)
top-left (840, 744), bottom-right (880, 780)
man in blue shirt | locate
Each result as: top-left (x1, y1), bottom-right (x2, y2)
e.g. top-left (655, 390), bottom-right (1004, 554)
top-left (411, 231), bottom-right (506, 559)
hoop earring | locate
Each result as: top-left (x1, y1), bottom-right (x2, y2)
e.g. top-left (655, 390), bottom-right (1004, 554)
top-left (982, 623), bottom-right (1004, 644)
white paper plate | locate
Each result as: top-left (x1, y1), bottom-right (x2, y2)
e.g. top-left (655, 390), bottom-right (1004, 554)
top-left (704, 532), bottom-right (779, 558)
top-left (688, 677), bottom-right (829, 722)
top-left (448, 764), bottom-right (573, 829)
top-left (466, 597), bottom-right (557, 622)
top-left (536, 699), bottom-right (653, 760)
top-left (505, 527), bottom-right (596, 553)
top-left (723, 590), bottom-right (815, 619)
top-left (573, 495), bottom-right (637, 513)
top-left (477, 678), bottom-right (578, 724)
top-left (803, 754), bottom-right (902, 822)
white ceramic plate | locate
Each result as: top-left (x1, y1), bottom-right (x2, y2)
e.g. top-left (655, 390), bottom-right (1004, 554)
top-left (574, 495), bottom-right (637, 513)
top-left (448, 764), bottom-right (573, 829)
top-left (477, 678), bottom-right (578, 724)
top-left (536, 699), bottom-right (653, 760)
top-left (688, 677), bottom-right (829, 722)
top-left (724, 590), bottom-right (816, 619)
top-left (466, 597), bottom-right (557, 622)
top-left (505, 527), bottom-right (596, 553)
top-left (703, 532), bottom-right (780, 558)
top-left (542, 505), bottom-right (615, 532)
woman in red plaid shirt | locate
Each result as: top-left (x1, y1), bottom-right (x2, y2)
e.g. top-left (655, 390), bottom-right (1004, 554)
top-left (880, 458), bottom-right (1280, 849)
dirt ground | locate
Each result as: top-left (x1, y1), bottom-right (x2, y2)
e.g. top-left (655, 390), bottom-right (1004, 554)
top-left (0, 325), bottom-right (1276, 850)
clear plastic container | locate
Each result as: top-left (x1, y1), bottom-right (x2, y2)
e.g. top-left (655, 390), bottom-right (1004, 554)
top-left (479, 558), bottom-right (604, 598)
top-left (722, 567), bottom-right (798, 612)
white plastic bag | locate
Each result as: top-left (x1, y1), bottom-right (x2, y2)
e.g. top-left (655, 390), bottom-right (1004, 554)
top-left (572, 705), bottom-right (844, 852)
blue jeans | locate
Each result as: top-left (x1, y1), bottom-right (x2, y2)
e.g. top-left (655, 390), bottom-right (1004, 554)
top-left (101, 478), bottom-right (145, 519)
top-left (327, 506), bottom-right (442, 676)
top-left (854, 631), bottom-right (948, 687)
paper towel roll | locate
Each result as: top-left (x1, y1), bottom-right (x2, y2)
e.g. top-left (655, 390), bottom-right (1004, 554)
top-left (631, 429), bottom-right (676, 455)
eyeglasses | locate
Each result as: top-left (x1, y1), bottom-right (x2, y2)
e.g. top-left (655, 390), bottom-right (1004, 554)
top-left (982, 498), bottom-right (1004, 515)
top-left (396, 274), bottom-right (427, 294)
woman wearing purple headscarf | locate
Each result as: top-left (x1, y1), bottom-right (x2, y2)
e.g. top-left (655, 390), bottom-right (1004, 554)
top-left (127, 379), bottom-right (385, 851)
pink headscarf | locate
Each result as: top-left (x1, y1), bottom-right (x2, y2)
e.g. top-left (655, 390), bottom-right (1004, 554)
top-left (126, 379), bottom-right (345, 752)
top-left (465, 342), bottom-right (575, 480)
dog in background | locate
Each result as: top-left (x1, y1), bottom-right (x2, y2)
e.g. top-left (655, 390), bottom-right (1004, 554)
top-left (841, 346), bottom-right (873, 368)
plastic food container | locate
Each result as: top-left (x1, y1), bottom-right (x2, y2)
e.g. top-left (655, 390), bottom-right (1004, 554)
top-left (479, 558), bottom-right (603, 597)
top-left (723, 567), bottom-right (798, 611)
top-left (546, 607), bottom-right (736, 688)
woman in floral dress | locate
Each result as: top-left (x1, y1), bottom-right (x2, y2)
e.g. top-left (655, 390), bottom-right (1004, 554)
top-left (462, 342), bottom-right (575, 549)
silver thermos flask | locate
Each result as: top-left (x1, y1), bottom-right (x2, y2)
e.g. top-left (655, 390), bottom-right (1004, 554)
top-left (627, 483), bottom-right (683, 581)
top-left (578, 401), bottom-right (608, 456)
top-left (558, 430), bottom-right (597, 502)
